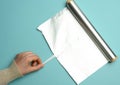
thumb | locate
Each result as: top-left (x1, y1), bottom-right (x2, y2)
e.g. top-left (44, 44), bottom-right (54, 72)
top-left (30, 64), bottom-right (44, 71)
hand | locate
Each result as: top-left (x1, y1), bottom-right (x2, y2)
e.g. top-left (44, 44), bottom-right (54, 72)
top-left (15, 52), bottom-right (44, 75)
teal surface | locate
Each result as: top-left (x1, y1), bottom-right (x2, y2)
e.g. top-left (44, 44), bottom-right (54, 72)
top-left (0, 0), bottom-right (120, 85)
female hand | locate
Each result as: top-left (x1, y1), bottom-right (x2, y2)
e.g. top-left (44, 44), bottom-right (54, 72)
top-left (15, 52), bottom-right (44, 75)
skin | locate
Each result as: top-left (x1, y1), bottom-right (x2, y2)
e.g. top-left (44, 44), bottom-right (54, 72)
top-left (15, 52), bottom-right (44, 75)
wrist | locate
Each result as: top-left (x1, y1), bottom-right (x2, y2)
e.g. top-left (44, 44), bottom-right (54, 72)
top-left (6, 61), bottom-right (23, 83)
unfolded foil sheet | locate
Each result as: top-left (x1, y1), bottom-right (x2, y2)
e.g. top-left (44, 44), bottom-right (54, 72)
top-left (38, 8), bottom-right (107, 84)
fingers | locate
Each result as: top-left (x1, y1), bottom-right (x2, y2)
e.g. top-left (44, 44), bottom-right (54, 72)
top-left (30, 63), bottom-right (44, 72)
top-left (28, 55), bottom-right (44, 71)
top-left (31, 60), bottom-right (41, 66)
top-left (15, 52), bottom-right (33, 60)
top-left (29, 56), bottom-right (42, 64)
top-left (29, 55), bottom-right (44, 67)
top-left (15, 51), bottom-right (44, 75)
top-left (24, 52), bottom-right (44, 71)
top-left (17, 52), bottom-right (32, 57)
top-left (31, 61), bottom-right (38, 66)
top-left (17, 51), bottom-right (43, 66)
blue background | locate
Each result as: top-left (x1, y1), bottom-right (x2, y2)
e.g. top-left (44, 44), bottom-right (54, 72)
top-left (0, 0), bottom-right (120, 85)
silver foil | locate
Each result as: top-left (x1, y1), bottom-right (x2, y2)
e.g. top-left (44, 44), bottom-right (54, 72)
top-left (66, 0), bottom-right (117, 63)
